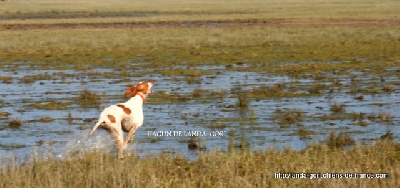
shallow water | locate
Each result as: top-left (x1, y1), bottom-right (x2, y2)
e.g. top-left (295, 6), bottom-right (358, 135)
top-left (0, 61), bottom-right (399, 160)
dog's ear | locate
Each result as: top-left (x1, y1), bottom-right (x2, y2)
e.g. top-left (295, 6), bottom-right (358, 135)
top-left (124, 87), bottom-right (132, 98)
top-left (125, 85), bottom-right (137, 98)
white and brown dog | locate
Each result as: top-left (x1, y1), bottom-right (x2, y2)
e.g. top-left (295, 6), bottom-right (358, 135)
top-left (89, 81), bottom-right (154, 159)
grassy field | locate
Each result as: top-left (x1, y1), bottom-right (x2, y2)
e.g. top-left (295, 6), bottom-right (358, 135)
top-left (1, 0), bottom-right (399, 66)
top-left (0, 0), bottom-right (400, 187)
top-left (1, 0), bottom-right (399, 21)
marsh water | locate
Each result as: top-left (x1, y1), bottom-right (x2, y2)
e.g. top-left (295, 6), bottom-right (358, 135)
top-left (0, 61), bottom-right (399, 161)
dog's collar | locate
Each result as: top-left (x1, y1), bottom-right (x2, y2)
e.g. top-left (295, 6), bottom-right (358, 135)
top-left (135, 93), bottom-right (146, 104)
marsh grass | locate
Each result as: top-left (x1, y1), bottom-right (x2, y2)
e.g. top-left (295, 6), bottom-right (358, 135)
top-left (353, 121), bottom-right (369, 127)
top-left (237, 93), bottom-right (249, 108)
top-left (350, 76), bottom-right (359, 94)
top-left (30, 100), bottom-right (69, 110)
top-left (326, 131), bottom-right (355, 149)
top-left (295, 128), bottom-right (314, 139)
top-left (382, 85), bottom-right (395, 92)
top-left (186, 75), bottom-right (202, 84)
top-left (0, 76), bottom-right (12, 84)
top-left (19, 73), bottom-right (52, 84)
top-left (231, 84), bottom-right (249, 108)
top-left (308, 83), bottom-right (328, 94)
top-left (149, 91), bottom-right (193, 104)
top-left (228, 134), bottom-right (250, 150)
top-left (379, 131), bottom-right (394, 141)
top-left (251, 84), bottom-right (286, 97)
top-left (330, 103), bottom-right (346, 114)
top-left (0, 112), bottom-right (11, 117)
top-left (38, 117), bottom-right (54, 122)
top-left (272, 109), bottom-right (304, 126)
top-left (0, 141), bottom-right (399, 187)
top-left (77, 89), bottom-right (101, 108)
top-left (378, 112), bottom-right (394, 123)
top-left (67, 112), bottom-right (73, 123)
top-left (350, 112), bottom-right (366, 122)
top-left (192, 88), bottom-right (203, 98)
top-left (8, 118), bottom-right (22, 128)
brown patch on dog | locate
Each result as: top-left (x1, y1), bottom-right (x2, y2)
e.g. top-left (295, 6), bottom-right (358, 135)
top-left (107, 114), bottom-right (116, 123)
top-left (125, 86), bottom-right (134, 98)
top-left (117, 104), bottom-right (132, 115)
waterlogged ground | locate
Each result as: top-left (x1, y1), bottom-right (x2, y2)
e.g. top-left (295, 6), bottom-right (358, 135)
top-left (0, 60), bottom-right (399, 160)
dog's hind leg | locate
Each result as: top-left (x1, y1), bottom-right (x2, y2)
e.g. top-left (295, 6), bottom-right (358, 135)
top-left (110, 126), bottom-right (125, 159)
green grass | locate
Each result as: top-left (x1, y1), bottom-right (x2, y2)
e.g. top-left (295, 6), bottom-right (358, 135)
top-left (1, 1), bottom-right (400, 67)
top-left (0, 27), bottom-right (399, 70)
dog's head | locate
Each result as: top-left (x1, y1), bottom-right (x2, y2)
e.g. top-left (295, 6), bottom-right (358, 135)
top-left (125, 81), bottom-right (155, 98)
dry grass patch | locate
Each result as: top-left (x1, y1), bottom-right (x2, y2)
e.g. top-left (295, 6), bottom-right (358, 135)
top-left (0, 141), bottom-right (399, 187)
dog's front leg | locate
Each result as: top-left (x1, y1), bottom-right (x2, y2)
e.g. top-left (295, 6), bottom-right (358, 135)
top-left (124, 126), bottom-right (137, 147)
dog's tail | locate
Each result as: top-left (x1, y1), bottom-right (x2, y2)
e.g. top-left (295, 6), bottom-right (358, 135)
top-left (89, 120), bottom-right (104, 137)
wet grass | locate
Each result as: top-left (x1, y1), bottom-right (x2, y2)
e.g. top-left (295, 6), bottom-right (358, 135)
top-left (0, 143), bottom-right (27, 150)
top-left (308, 83), bottom-right (328, 95)
top-left (76, 89), bottom-right (102, 108)
top-left (8, 118), bottom-right (22, 129)
top-left (19, 73), bottom-right (52, 84)
top-left (293, 128), bottom-right (314, 139)
top-left (272, 109), bottom-right (304, 126)
top-left (330, 103), bottom-right (346, 114)
top-left (150, 91), bottom-right (193, 104)
top-left (38, 117), bottom-right (54, 123)
top-left (0, 76), bottom-right (12, 84)
top-left (0, 112), bottom-right (11, 117)
top-left (30, 100), bottom-right (69, 110)
top-left (326, 131), bottom-right (355, 149)
top-left (378, 112), bottom-right (394, 123)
